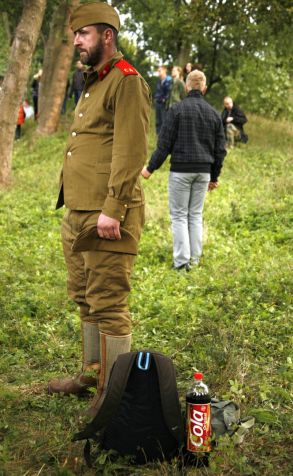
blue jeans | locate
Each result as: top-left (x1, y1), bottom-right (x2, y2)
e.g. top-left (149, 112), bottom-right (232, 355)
top-left (74, 90), bottom-right (83, 105)
top-left (155, 101), bottom-right (167, 135)
top-left (168, 172), bottom-right (210, 267)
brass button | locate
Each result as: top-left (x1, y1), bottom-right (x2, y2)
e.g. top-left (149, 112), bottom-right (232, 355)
top-left (124, 204), bottom-right (127, 208)
top-left (67, 151), bottom-right (72, 157)
top-left (121, 215), bottom-right (124, 219)
top-left (78, 113), bottom-right (83, 117)
top-left (85, 92), bottom-right (90, 98)
top-left (72, 131), bottom-right (77, 137)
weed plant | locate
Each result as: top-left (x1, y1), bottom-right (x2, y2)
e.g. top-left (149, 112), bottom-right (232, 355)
top-left (0, 113), bottom-right (292, 475)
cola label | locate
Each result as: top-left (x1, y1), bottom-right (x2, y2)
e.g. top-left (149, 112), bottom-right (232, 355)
top-left (186, 402), bottom-right (212, 452)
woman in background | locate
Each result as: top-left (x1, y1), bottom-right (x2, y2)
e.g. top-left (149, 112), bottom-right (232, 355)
top-left (169, 66), bottom-right (186, 107)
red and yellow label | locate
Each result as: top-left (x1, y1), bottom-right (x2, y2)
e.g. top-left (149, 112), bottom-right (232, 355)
top-left (186, 403), bottom-right (212, 452)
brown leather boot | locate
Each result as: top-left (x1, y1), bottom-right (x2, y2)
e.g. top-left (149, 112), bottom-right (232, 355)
top-left (48, 319), bottom-right (100, 396)
top-left (87, 332), bottom-right (131, 417)
top-left (48, 372), bottom-right (98, 395)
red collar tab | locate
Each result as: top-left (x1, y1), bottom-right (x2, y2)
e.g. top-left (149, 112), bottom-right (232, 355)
top-left (114, 59), bottom-right (138, 76)
top-left (98, 63), bottom-right (111, 81)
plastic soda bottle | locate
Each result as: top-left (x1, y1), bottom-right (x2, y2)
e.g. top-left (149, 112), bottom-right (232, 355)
top-left (186, 372), bottom-right (212, 453)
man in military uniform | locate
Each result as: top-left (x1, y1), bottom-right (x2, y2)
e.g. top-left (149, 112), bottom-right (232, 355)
top-left (48, 2), bottom-right (150, 416)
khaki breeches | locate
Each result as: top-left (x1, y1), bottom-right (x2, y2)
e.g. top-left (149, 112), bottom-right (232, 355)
top-left (61, 207), bottom-right (144, 335)
top-left (227, 123), bottom-right (241, 146)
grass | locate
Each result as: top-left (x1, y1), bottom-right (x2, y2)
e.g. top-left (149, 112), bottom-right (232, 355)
top-left (0, 111), bottom-right (292, 475)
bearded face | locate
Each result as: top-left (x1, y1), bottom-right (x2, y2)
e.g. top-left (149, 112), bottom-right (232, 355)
top-left (74, 26), bottom-right (105, 68)
top-left (80, 37), bottom-right (104, 67)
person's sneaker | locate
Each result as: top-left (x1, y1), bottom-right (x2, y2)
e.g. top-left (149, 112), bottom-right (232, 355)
top-left (171, 263), bottom-right (191, 272)
top-left (190, 258), bottom-right (200, 267)
top-left (185, 263), bottom-right (191, 272)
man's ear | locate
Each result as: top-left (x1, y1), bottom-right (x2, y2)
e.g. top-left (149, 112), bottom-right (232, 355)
top-left (202, 85), bottom-right (208, 95)
top-left (103, 28), bottom-right (113, 46)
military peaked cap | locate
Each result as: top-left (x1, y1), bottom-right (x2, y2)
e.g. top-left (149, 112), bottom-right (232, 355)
top-left (70, 2), bottom-right (120, 32)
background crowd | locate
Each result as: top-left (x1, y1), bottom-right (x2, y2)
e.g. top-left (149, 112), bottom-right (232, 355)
top-left (153, 61), bottom-right (248, 148)
top-left (18, 59), bottom-right (248, 151)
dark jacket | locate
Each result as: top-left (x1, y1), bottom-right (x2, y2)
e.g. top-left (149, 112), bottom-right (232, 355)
top-left (154, 77), bottom-right (172, 105)
top-left (31, 79), bottom-right (39, 98)
top-left (70, 69), bottom-right (85, 95)
top-left (221, 104), bottom-right (248, 143)
top-left (147, 90), bottom-right (226, 182)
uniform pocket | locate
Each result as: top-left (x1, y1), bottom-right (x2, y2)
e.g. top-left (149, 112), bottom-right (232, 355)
top-left (95, 162), bottom-right (111, 174)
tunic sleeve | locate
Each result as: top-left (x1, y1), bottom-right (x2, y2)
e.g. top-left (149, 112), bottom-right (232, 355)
top-left (102, 75), bottom-right (151, 222)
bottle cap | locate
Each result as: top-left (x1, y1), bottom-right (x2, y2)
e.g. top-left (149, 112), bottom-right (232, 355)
top-left (194, 372), bottom-right (203, 380)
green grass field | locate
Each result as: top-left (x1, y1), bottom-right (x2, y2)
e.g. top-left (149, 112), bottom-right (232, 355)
top-left (0, 112), bottom-right (292, 475)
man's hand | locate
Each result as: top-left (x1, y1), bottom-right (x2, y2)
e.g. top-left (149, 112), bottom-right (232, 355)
top-left (141, 166), bottom-right (152, 179)
top-left (226, 117), bottom-right (234, 123)
top-left (97, 213), bottom-right (121, 240)
top-left (208, 181), bottom-right (218, 191)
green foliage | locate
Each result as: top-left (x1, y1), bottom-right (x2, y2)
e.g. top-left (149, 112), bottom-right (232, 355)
top-left (0, 1), bottom-right (24, 41)
top-left (224, 51), bottom-right (292, 118)
top-left (115, 0), bottom-right (293, 117)
top-left (3, 0), bottom-right (292, 117)
top-left (118, 34), bottom-right (155, 81)
top-left (0, 111), bottom-right (293, 473)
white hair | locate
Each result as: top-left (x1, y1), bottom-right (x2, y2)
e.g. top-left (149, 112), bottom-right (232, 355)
top-left (186, 69), bottom-right (206, 92)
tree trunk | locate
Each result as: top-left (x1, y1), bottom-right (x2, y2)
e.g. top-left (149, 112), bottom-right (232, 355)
top-left (176, 44), bottom-right (191, 68)
top-left (0, 0), bottom-right (46, 187)
top-left (37, 0), bottom-right (79, 136)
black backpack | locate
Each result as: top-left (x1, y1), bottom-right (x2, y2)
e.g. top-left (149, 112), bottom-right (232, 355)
top-left (73, 351), bottom-right (185, 466)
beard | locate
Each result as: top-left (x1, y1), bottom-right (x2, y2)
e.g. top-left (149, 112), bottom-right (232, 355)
top-left (80, 39), bottom-right (104, 67)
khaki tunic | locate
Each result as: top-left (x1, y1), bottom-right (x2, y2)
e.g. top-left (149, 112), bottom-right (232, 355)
top-left (56, 51), bottom-right (151, 225)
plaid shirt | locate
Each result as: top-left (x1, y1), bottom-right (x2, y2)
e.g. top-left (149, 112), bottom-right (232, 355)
top-left (147, 90), bottom-right (226, 181)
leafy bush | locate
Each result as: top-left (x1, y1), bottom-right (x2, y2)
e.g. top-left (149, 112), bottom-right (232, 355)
top-left (224, 51), bottom-right (292, 119)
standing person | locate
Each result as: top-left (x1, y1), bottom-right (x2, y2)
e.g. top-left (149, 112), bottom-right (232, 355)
top-left (183, 62), bottom-right (193, 81)
top-left (48, 2), bottom-right (151, 417)
top-left (69, 60), bottom-right (85, 105)
top-left (61, 80), bottom-right (71, 114)
top-left (154, 65), bottom-right (172, 135)
top-left (221, 96), bottom-right (248, 148)
top-left (15, 104), bottom-right (26, 140)
top-left (23, 99), bottom-right (34, 119)
top-left (31, 69), bottom-right (42, 120)
top-left (169, 66), bottom-right (186, 107)
top-left (141, 70), bottom-right (226, 270)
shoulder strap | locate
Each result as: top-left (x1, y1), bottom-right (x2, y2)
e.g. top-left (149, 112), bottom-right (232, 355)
top-left (153, 353), bottom-right (185, 445)
top-left (73, 352), bottom-right (137, 441)
top-left (114, 59), bottom-right (138, 76)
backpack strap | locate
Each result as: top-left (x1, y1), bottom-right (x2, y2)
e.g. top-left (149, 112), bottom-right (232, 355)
top-left (73, 351), bottom-right (137, 441)
top-left (152, 353), bottom-right (185, 446)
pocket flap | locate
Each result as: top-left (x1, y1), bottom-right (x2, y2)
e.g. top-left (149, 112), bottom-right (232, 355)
top-left (96, 162), bottom-right (111, 173)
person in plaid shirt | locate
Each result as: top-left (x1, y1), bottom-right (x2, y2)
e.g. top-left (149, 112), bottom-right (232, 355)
top-left (142, 70), bottom-right (226, 271)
